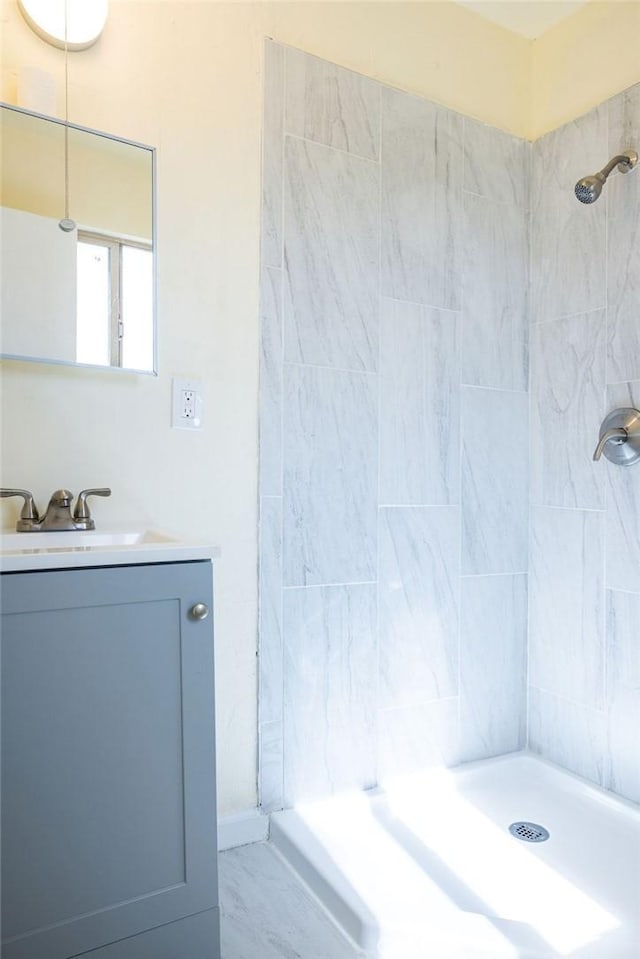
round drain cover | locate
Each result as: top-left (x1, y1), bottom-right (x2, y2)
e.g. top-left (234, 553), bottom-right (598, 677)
top-left (509, 821), bottom-right (550, 843)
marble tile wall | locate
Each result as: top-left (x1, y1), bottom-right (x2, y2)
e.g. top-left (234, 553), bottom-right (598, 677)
top-left (259, 41), bottom-right (530, 811)
top-left (528, 83), bottom-right (640, 804)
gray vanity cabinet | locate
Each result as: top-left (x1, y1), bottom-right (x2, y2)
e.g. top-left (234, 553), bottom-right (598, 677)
top-left (1, 561), bottom-right (220, 959)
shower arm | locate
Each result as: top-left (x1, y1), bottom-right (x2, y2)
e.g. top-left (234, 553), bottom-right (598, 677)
top-left (598, 153), bottom-right (636, 180)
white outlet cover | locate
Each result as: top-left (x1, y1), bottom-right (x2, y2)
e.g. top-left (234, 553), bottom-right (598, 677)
top-left (172, 377), bottom-right (203, 430)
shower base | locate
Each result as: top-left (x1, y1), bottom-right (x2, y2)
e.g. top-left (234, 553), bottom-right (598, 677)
top-left (270, 753), bottom-right (640, 958)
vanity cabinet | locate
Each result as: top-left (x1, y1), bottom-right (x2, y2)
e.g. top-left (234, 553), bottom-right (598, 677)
top-left (1, 561), bottom-right (220, 959)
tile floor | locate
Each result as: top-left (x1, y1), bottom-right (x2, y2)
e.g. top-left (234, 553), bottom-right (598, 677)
top-left (219, 841), bottom-right (361, 959)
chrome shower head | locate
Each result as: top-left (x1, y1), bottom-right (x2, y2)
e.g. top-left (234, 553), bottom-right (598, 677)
top-left (575, 174), bottom-right (604, 204)
top-left (575, 150), bottom-right (638, 204)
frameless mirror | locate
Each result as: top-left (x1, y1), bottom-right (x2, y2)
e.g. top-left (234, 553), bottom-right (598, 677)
top-left (0, 103), bottom-right (156, 373)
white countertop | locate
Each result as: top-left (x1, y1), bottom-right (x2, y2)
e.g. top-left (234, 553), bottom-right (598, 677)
top-left (0, 528), bottom-right (221, 573)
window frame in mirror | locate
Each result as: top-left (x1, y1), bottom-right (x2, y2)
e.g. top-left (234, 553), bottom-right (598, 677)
top-left (0, 101), bottom-right (158, 376)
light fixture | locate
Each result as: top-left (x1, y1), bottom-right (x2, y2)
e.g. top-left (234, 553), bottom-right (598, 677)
top-left (18, 0), bottom-right (109, 52)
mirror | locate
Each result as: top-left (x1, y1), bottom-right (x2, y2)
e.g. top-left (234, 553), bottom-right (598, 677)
top-left (0, 103), bottom-right (156, 374)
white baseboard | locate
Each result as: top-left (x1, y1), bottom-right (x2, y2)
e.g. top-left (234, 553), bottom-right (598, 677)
top-left (217, 809), bottom-right (270, 851)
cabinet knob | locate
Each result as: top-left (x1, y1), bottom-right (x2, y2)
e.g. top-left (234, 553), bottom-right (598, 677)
top-left (190, 603), bottom-right (209, 621)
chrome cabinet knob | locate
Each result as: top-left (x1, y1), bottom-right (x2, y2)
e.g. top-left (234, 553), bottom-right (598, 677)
top-left (190, 603), bottom-right (209, 621)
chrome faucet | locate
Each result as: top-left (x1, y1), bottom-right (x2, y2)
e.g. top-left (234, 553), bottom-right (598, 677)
top-left (1, 488), bottom-right (111, 532)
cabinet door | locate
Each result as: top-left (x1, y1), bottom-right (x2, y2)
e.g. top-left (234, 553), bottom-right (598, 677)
top-left (1, 562), bottom-right (218, 959)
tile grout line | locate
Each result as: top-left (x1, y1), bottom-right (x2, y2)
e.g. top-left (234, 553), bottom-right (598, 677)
top-left (284, 130), bottom-right (381, 166)
top-left (602, 106), bottom-right (610, 788)
top-left (380, 294), bottom-right (461, 315)
top-left (282, 582), bottom-right (377, 590)
top-left (375, 78), bottom-right (383, 787)
top-left (458, 117), bottom-right (466, 762)
top-left (528, 683), bottom-right (608, 716)
top-left (526, 140), bottom-right (534, 753)
top-left (278, 42), bottom-right (287, 813)
top-left (283, 359), bottom-right (377, 377)
top-left (531, 305), bottom-right (607, 326)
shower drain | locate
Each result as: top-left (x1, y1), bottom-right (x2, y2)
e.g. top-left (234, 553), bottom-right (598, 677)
top-left (508, 821), bottom-right (550, 843)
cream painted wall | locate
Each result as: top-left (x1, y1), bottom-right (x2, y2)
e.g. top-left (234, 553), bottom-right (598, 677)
top-left (531, 1), bottom-right (640, 138)
top-left (1, 0), bottom-right (638, 817)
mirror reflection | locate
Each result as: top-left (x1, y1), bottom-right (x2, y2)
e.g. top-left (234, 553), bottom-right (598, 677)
top-left (0, 104), bottom-right (156, 373)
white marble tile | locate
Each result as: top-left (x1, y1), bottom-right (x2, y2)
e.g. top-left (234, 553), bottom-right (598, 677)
top-left (605, 590), bottom-right (640, 804)
top-left (607, 590), bottom-right (640, 693)
top-left (283, 364), bottom-right (377, 587)
top-left (607, 142), bottom-right (640, 384)
top-left (531, 310), bottom-right (606, 510)
top-left (606, 381), bottom-right (640, 593)
top-left (531, 208), bottom-right (605, 323)
top-left (259, 496), bottom-right (283, 725)
top-left (262, 41), bottom-right (284, 269)
top-left (379, 507), bottom-right (459, 709)
top-left (259, 267), bottom-right (283, 497)
top-left (606, 688), bottom-right (640, 806)
top-left (528, 687), bottom-right (606, 787)
top-left (377, 699), bottom-right (459, 783)
top-left (461, 387), bottom-right (528, 575)
top-left (260, 720), bottom-right (283, 814)
top-left (379, 298), bottom-right (459, 506)
top-left (463, 117), bottom-right (529, 208)
top-left (459, 574), bottom-right (527, 763)
top-left (608, 82), bottom-right (640, 165)
top-left (530, 106), bottom-right (607, 323)
top-left (531, 103), bottom-right (607, 230)
top-left (529, 507), bottom-right (605, 708)
top-left (381, 87), bottom-right (463, 310)
top-left (219, 842), bottom-right (359, 959)
top-left (283, 585), bottom-right (377, 805)
top-left (285, 47), bottom-right (380, 160)
top-left (283, 136), bottom-right (379, 371)
top-left (462, 192), bottom-right (528, 391)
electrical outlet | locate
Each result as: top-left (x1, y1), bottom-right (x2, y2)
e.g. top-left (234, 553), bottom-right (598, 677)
top-left (182, 390), bottom-right (196, 419)
top-left (172, 378), bottom-right (203, 430)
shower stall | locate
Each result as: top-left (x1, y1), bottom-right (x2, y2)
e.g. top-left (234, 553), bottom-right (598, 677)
top-left (258, 40), bottom-right (639, 957)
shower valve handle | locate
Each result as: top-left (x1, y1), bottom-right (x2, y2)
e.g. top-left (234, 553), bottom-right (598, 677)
top-left (593, 428), bottom-right (627, 461)
top-left (593, 408), bottom-right (640, 466)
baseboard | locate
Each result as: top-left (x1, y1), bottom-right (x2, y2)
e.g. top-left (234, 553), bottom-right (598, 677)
top-left (217, 809), bottom-right (269, 851)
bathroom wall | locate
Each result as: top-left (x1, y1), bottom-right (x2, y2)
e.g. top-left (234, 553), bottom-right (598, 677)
top-left (259, 41), bottom-right (530, 810)
top-left (531, 1), bottom-right (640, 138)
top-left (528, 83), bottom-right (640, 805)
top-left (0, 0), bottom-right (530, 819)
top-left (3, 0), bottom-right (638, 820)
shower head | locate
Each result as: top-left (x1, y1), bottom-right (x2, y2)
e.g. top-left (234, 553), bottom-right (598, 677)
top-left (575, 150), bottom-right (638, 204)
top-left (575, 174), bottom-right (605, 204)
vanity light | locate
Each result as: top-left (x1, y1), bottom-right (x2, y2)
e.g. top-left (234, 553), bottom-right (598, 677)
top-left (18, 0), bottom-right (109, 51)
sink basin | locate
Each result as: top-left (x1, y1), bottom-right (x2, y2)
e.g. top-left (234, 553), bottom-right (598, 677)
top-left (1, 529), bottom-right (173, 550)
top-left (0, 528), bottom-right (219, 572)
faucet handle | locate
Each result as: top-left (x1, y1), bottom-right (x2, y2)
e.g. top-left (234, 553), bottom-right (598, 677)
top-left (593, 427), bottom-right (628, 461)
top-left (593, 408), bottom-right (640, 466)
top-left (1, 489), bottom-right (40, 530)
top-left (73, 488), bottom-right (112, 529)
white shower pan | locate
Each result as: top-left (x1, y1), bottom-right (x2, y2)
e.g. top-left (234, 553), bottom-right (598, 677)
top-left (271, 753), bottom-right (640, 958)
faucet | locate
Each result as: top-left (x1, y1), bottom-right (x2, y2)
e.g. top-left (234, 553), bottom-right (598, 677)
top-left (1, 488), bottom-right (111, 532)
